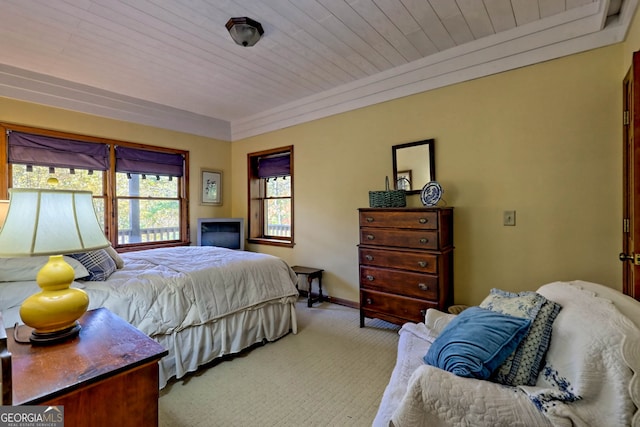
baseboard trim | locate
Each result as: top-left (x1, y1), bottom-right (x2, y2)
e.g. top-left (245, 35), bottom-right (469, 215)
top-left (324, 296), bottom-right (358, 309)
top-left (297, 290), bottom-right (358, 310)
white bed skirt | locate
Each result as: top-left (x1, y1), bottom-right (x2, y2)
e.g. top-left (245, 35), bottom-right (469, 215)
top-left (154, 296), bottom-right (298, 388)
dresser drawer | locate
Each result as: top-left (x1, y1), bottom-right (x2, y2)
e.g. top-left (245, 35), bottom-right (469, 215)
top-left (360, 228), bottom-right (438, 250)
top-left (360, 266), bottom-right (438, 300)
top-left (359, 247), bottom-right (438, 274)
top-left (359, 210), bottom-right (438, 230)
top-left (360, 289), bottom-right (438, 324)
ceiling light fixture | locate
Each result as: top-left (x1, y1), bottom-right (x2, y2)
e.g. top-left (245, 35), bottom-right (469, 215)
top-left (225, 17), bottom-right (264, 47)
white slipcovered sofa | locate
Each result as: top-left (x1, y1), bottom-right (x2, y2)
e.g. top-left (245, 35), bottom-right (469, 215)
top-left (373, 280), bottom-right (640, 427)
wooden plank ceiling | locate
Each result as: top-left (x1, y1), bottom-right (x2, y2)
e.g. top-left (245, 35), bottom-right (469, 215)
top-left (0, 0), bottom-right (630, 140)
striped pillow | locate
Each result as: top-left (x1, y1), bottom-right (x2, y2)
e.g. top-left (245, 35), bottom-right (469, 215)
top-left (68, 249), bottom-right (117, 281)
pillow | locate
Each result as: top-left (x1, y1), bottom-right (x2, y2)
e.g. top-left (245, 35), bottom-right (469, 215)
top-left (424, 308), bottom-right (457, 342)
top-left (0, 256), bottom-right (89, 282)
top-left (480, 289), bottom-right (546, 319)
top-left (480, 288), bottom-right (562, 386)
top-left (424, 306), bottom-right (531, 380)
top-left (68, 249), bottom-right (117, 281)
top-left (104, 245), bottom-right (125, 269)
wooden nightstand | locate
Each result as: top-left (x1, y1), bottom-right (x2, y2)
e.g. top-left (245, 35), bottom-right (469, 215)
top-left (7, 308), bottom-right (167, 427)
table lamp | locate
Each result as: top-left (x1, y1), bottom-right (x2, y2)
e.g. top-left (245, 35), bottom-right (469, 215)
top-left (0, 189), bottom-right (109, 344)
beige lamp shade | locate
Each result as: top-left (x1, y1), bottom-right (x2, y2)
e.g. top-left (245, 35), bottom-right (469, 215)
top-left (0, 188), bottom-right (109, 257)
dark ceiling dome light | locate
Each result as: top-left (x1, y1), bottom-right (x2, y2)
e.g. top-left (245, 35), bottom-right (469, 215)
top-left (225, 17), bottom-right (264, 47)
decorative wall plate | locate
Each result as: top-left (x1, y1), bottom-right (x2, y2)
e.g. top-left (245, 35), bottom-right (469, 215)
top-left (421, 181), bottom-right (442, 206)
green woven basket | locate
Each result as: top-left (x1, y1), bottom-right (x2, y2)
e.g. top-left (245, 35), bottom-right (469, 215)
top-left (369, 177), bottom-right (406, 208)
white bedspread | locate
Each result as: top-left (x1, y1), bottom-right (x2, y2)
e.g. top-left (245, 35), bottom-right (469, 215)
top-left (85, 246), bottom-right (298, 337)
top-left (0, 246), bottom-right (299, 387)
top-left (0, 246), bottom-right (299, 338)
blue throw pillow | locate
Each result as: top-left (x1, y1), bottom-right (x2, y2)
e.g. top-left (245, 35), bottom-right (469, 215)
top-left (424, 306), bottom-right (532, 380)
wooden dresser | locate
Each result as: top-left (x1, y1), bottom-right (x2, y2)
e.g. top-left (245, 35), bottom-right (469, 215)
top-left (358, 207), bottom-right (454, 326)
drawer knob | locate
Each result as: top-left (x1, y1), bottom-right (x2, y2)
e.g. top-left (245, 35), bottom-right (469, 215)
top-left (420, 309), bottom-right (427, 317)
top-left (365, 255), bottom-right (373, 261)
top-left (366, 275), bottom-right (374, 281)
top-left (418, 261), bottom-right (427, 268)
top-left (367, 234), bottom-right (375, 240)
top-left (419, 218), bottom-right (428, 224)
top-left (366, 217), bottom-right (374, 222)
top-left (366, 298), bottom-right (373, 305)
top-left (419, 238), bottom-right (429, 244)
top-left (418, 283), bottom-right (429, 291)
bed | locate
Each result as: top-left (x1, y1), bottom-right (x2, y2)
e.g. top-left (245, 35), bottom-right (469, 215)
top-left (0, 246), bottom-right (299, 388)
top-left (373, 280), bottom-right (640, 427)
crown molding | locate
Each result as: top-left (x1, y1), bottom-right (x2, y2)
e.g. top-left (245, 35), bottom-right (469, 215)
top-left (0, 65), bottom-right (231, 141)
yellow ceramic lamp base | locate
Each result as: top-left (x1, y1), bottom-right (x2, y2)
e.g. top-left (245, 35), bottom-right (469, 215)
top-left (19, 255), bottom-right (89, 344)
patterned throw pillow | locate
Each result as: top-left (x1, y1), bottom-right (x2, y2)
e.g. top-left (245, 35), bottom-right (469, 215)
top-left (104, 244), bottom-right (125, 269)
top-left (480, 288), bottom-right (562, 386)
top-left (68, 249), bottom-right (117, 281)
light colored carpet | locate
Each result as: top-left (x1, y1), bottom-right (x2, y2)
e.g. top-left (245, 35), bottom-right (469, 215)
top-left (158, 299), bottom-right (400, 427)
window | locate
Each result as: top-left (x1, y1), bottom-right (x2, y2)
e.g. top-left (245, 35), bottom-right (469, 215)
top-left (114, 146), bottom-right (184, 245)
top-left (1, 124), bottom-right (189, 251)
top-left (247, 146), bottom-right (294, 247)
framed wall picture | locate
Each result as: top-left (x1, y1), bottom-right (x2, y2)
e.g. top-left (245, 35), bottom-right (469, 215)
top-left (200, 169), bottom-right (222, 205)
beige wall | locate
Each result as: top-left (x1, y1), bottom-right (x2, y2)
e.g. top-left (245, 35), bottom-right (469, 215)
top-left (0, 97), bottom-right (232, 244)
top-left (232, 44), bottom-right (625, 306)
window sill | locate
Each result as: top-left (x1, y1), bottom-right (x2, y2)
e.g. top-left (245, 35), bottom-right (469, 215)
top-left (248, 238), bottom-right (294, 248)
top-left (115, 241), bottom-right (190, 252)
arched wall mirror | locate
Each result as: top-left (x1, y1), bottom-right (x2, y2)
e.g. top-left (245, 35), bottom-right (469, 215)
top-left (392, 139), bottom-right (435, 195)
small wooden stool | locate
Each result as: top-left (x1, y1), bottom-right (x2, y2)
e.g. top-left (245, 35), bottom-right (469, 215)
top-left (291, 266), bottom-right (324, 307)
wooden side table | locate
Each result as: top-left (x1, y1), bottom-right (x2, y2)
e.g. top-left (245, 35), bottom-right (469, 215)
top-left (291, 266), bottom-right (324, 307)
top-left (7, 308), bottom-right (167, 427)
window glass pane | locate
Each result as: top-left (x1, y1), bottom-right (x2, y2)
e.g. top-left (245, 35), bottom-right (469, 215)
top-left (93, 198), bottom-right (105, 231)
top-left (11, 165), bottom-right (103, 194)
top-left (264, 198), bottom-right (291, 237)
top-left (265, 177), bottom-right (290, 197)
top-left (264, 176), bottom-right (291, 237)
top-left (117, 199), bottom-right (180, 244)
top-left (116, 172), bottom-right (178, 198)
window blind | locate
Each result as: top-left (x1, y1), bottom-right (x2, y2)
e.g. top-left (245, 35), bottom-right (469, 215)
top-left (257, 154), bottom-right (290, 178)
top-left (115, 146), bottom-right (184, 177)
top-left (7, 131), bottom-right (109, 170)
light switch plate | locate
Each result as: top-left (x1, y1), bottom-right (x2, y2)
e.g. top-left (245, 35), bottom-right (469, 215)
top-left (504, 210), bottom-right (516, 226)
